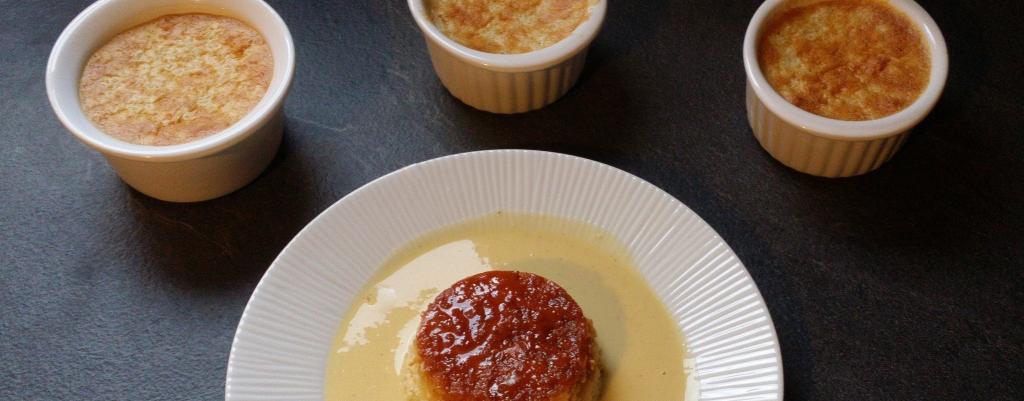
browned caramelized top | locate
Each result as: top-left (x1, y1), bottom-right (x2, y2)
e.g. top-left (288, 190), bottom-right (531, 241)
top-left (427, 0), bottom-right (592, 54)
top-left (758, 0), bottom-right (930, 121)
top-left (415, 271), bottom-right (595, 401)
top-left (79, 14), bottom-right (272, 145)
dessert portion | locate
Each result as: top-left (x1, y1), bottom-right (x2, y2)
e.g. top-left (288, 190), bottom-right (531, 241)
top-left (79, 13), bottom-right (273, 146)
top-left (757, 0), bottom-right (930, 121)
top-left (426, 0), bottom-right (593, 54)
top-left (406, 271), bottom-right (601, 401)
top-left (325, 213), bottom-right (686, 400)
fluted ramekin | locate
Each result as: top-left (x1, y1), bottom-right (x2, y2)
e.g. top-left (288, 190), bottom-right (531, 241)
top-left (743, 0), bottom-right (947, 177)
top-left (408, 1), bottom-right (607, 114)
top-left (47, 0), bottom-right (294, 202)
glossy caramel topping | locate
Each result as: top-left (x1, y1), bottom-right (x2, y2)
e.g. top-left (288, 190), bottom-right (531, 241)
top-left (416, 271), bottom-right (594, 401)
top-left (758, 0), bottom-right (930, 120)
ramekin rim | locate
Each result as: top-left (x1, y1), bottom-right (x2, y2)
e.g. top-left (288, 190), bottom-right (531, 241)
top-left (45, 0), bottom-right (296, 162)
top-left (406, 0), bottom-right (607, 72)
top-left (743, 0), bottom-right (949, 141)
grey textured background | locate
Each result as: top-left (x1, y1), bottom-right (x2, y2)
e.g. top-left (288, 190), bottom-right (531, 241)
top-left (2, 0), bottom-right (1022, 400)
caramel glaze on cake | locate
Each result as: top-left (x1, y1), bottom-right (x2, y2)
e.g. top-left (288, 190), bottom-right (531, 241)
top-left (427, 0), bottom-right (594, 54)
top-left (410, 271), bottom-right (601, 401)
top-left (758, 0), bottom-right (930, 121)
top-left (79, 14), bottom-right (272, 146)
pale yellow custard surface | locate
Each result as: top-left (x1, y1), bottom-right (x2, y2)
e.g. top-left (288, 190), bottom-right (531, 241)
top-left (324, 212), bottom-right (687, 401)
top-left (426, 0), bottom-right (593, 54)
top-left (758, 0), bottom-right (930, 121)
top-left (79, 13), bottom-right (272, 146)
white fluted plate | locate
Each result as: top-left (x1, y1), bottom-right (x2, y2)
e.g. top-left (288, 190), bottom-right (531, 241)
top-left (225, 150), bottom-right (783, 401)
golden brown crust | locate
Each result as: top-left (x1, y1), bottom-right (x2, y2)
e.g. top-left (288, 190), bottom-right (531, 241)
top-left (757, 0), bottom-right (930, 121)
top-left (79, 14), bottom-right (272, 146)
top-left (427, 0), bottom-right (593, 54)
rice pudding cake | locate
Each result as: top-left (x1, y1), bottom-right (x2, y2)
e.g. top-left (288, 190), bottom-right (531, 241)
top-left (406, 271), bottom-right (601, 401)
top-left (79, 14), bottom-right (272, 146)
top-left (426, 0), bottom-right (594, 54)
top-left (758, 0), bottom-right (930, 121)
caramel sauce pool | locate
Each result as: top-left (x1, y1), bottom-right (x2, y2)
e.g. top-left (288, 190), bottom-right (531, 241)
top-left (324, 213), bottom-right (688, 400)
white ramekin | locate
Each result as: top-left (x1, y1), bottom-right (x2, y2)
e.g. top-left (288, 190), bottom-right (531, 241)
top-left (408, 0), bottom-right (607, 114)
top-left (743, 0), bottom-right (948, 177)
top-left (47, 0), bottom-right (295, 202)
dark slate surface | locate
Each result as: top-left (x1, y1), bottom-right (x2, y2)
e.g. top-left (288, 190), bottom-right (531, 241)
top-left (2, 0), bottom-right (1022, 400)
